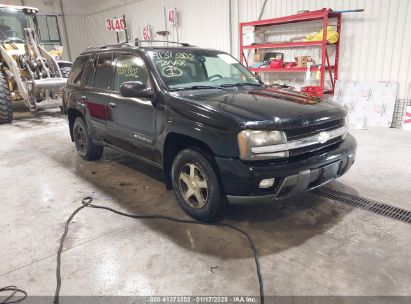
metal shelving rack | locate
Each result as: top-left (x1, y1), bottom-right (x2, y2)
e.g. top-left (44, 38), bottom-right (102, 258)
top-left (239, 8), bottom-right (342, 96)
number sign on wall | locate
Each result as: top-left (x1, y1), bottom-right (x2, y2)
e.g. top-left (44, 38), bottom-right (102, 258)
top-left (105, 17), bottom-right (126, 32)
top-left (142, 25), bottom-right (152, 40)
top-left (168, 9), bottom-right (177, 25)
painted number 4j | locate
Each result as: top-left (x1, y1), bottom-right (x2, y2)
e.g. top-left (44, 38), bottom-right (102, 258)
top-left (106, 18), bottom-right (126, 32)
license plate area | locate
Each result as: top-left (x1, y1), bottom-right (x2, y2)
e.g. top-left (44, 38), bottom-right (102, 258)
top-left (308, 161), bottom-right (342, 189)
top-left (320, 161), bottom-right (342, 183)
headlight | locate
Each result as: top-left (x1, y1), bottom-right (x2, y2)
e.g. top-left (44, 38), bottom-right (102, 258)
top-left (237, 130), bottom-right (287, 160)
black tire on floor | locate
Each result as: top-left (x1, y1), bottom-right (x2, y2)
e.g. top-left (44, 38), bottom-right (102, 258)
top-left (0, 72), bottom-right (12, 124)
top-left (60, 67), bottom-right (71, 78)
top-left (171, 149), bottom-right (224, 222)
top-left (73, 117), bottom-right (103, 161)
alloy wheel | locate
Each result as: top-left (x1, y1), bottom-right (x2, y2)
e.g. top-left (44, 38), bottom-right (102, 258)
top-left (75, 125), bottom-right (88, 156)
top-left (178, 162), bottom-right (208, 208)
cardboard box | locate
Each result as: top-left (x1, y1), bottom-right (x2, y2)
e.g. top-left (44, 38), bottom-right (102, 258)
top-left (295, 56), bottom-right (310, 68)
top-left (253, 52), bottom-right (264, 62)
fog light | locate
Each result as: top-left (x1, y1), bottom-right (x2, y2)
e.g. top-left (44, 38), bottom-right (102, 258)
top-left (259, 178), bottom-right (275, 189)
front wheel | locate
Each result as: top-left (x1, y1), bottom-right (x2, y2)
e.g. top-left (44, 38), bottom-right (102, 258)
top-left (171, 149), bottom-right (223, 222)
top-left (0, 73), bottom-right (12, 124)
top-left (73, 117), bottom-right (103, 160)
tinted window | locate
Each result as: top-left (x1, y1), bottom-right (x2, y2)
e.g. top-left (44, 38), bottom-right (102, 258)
top-left (94, 53), bottom-right (114, 90)
top-left (84, 56), bottom-right (96, 87)
top-left (67, 55), bottom-right (89, 85)
top-left (114, 53), bottom-right (150, 92)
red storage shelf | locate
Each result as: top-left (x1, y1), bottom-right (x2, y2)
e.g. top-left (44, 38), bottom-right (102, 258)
top-left (249, 66), bottom-right (335, 73)
top-left (241, 9), bottom-right (329, 27)
top-left (240, 8), bottom-right (342, 96)
top-left (242, 41), bottom-right (323, 50)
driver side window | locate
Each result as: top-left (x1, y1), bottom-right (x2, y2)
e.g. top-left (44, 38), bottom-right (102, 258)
top-left (114, 53), bottom-right (150, 92)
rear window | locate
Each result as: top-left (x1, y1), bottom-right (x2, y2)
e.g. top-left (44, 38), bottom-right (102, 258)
top-left (94, 53), bottom-right (114, 90)
top-left (67, 55), bottom-right (89, 85)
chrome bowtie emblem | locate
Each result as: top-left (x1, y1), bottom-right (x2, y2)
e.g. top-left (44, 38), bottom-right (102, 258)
top-left (318, 131), bottom-right (330, 144)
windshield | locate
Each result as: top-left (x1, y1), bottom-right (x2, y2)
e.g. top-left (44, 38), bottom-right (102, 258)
top-left (147, 49), bottom-right (261, 90)
top-left (0, 9), bottom-right (32, 41)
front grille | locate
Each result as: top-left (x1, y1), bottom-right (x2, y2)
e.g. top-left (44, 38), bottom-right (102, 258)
top-left (286, 118), bottom-right (345, 141)
top-left (289, 135), bottom-right (344, 157)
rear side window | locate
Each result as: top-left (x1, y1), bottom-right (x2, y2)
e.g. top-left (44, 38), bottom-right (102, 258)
top-left (94, 53), bottom-right (114, 90)
top-left (67, 55), bottom-right (89, 85)
top-left (84, 56), bottom-right (97, 87)
top-left (113, 53), bottom-right (150, 91)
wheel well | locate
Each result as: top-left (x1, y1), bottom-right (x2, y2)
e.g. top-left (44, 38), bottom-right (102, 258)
top-left (163, 133), bottom-right (216, 190)
top-left (68, 108), bottom-right (83, 141)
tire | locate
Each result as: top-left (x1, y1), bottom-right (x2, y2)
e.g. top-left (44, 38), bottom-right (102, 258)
top-left (60, 67), bottom-right (71, 78)
top-left (0, 73), bottom-right (12, 124)
top-left (73, 117), bottom-right (103, 161)
top-left (171, 149), bottom-right (223, 222)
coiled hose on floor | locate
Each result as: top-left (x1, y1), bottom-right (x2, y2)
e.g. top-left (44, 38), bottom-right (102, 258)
top-left (54, 197), bottom-right (264, 304)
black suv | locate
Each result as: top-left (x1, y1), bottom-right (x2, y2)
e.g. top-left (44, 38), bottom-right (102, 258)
top-left (63, 42), bottom-right (356, 221)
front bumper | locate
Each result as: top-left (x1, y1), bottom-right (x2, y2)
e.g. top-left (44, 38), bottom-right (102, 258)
top-left (215, 134), bottom-right (357, 204)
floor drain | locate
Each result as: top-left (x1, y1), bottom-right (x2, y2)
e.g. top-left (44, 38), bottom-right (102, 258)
top-left (311, 186), bottom-right (411, 224)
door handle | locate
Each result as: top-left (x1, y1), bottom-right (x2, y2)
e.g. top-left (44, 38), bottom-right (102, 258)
top-left (109, 102), bottom-right (116, 108)
top-left (80, 96), bottom-right (87, 102)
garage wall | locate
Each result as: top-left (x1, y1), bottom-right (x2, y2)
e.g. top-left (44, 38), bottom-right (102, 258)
top-left (66, 0), bottom-right (231, 59)
top-left (64, 0), bottom-right (411, 100)
top-left (7, 0), bottom-right (409, 100)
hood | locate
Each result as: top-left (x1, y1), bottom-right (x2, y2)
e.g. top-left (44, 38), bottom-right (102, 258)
top-left (175, 87), bottom-right (347, 130)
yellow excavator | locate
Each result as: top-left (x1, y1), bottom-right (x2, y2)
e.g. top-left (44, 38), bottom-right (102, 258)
top-left (0, 4), bottom-right (71, 124)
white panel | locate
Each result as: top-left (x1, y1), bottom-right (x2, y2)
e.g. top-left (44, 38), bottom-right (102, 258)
top-left (334, 80), bottom-right (398, 129)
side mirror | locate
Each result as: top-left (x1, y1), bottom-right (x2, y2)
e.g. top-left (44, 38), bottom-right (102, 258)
top-left (120, 81), bottom-right (153, 98)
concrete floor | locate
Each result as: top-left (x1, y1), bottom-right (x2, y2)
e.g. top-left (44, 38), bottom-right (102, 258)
top-left (0, 105), bottom-right (410, 298)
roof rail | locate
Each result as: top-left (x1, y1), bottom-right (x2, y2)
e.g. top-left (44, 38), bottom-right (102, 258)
top-left (135, 40), bottom-right (193, 47)
top-left (86, 42), bottom-right (133, 50)
top-left (100, 42), bottom-right (133, 49)
top-left (85, 40), bottom-right (193, 52)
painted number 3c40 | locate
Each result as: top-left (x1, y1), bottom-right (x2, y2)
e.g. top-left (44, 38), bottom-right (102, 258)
top-left (106, 18), bottom-right (126, 31)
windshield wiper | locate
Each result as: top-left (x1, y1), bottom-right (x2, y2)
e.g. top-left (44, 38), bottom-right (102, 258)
top-left (220, 82), bottom-right (263, 88)
top-left (170, 85), bottom-right (229, 91)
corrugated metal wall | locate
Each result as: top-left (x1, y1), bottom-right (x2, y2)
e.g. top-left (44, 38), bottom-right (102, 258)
top-left (66, 0), bottom-right (411, 99)
top-left (66, 0), bottom-right (230, 56)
